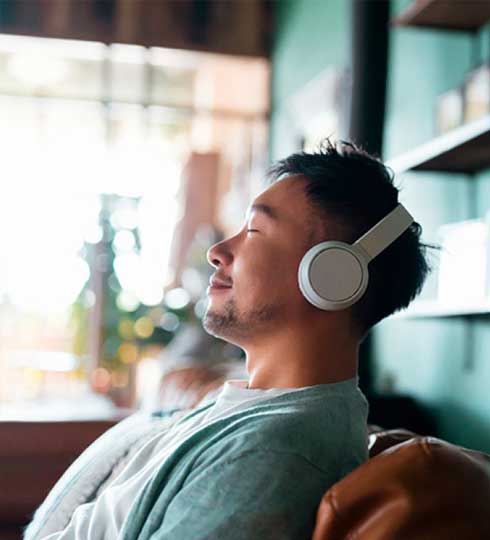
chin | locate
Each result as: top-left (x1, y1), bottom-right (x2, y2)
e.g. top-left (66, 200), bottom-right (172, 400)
top-left (202, 310), bottom-right (242, 346)
top-left (203, 312), bottom-right (228, 338)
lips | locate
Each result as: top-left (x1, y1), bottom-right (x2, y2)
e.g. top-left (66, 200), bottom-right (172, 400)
top-left (209, 274), bottom-right (232, 289)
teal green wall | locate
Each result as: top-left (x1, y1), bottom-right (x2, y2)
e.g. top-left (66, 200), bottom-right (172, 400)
top-left (270, 0), bottom-right (350, 160)
top-left (375, 0), bottom-right (490, 453)
top-left (271, 0), bottom-right (490, 452)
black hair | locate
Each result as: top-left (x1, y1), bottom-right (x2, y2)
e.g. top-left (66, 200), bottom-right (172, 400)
top-left (267, 139), bottom-right (433, 336)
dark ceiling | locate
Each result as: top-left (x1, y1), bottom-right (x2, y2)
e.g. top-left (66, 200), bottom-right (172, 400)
top-left (0, 0), bottom-right (273, 57)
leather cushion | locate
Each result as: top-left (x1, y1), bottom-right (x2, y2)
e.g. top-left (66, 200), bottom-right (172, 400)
top-left (313, 436), bottom-right (490, 540)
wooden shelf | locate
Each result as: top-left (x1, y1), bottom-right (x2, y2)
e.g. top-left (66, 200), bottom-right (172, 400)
top-left (386, 114), bottom-right (490, 174)
top-left (392, 0), bottom-right (490, 31)
top-left (395, 300), bottom-right (490, 319)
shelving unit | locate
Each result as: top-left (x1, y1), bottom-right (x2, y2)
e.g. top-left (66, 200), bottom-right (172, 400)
top-left (392, 0), bottom-right (490, 32)
top-left (396, 300), bottom-right (490, 319)
top-left (387, 115), bottom-right (490, 174)
top-left (389, 2), bottom-right (490, 319)
top-left (386, 117), bottom-right (490, 319)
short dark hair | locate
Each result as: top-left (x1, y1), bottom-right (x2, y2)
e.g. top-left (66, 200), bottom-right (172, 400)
top-left (267, 139), bottom-right (432, 335)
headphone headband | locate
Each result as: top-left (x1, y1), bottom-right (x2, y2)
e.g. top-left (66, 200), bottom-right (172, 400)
top-left (354, 204), bottom-right (413, 262)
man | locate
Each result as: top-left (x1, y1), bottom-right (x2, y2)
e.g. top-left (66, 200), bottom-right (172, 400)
top-left (26, 141), bottom-right (429, 540)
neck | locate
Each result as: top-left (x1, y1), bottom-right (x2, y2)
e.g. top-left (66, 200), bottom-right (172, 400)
top-left (243, 317), bottom-right (360, 390)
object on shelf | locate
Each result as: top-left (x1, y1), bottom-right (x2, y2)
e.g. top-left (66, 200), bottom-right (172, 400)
top-left (392, 0), bottom-right (490, 32)
top-left (286, 67), bottom-right (351, 154)
top-left (435, 86), bottom-right (464, 135)
top-left (437, 217), bottom-right (490, 306)
top-left (464, 64), bottom-right (490, 124)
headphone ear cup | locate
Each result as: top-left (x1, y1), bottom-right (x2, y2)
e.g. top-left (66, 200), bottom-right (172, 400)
top-left (298, 241), bottom-right (369, 311)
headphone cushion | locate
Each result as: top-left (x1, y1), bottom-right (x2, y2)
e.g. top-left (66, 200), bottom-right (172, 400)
top-left (298, 241), bottom-right (369, 311)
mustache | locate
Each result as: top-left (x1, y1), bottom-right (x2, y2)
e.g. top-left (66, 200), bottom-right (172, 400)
top-left (210, 272), bottom-right (233, 286)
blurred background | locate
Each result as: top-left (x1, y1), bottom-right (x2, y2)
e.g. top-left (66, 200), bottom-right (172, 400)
top-left (0, 0), bottom-right (490, 456)
top-left (0, 0), bottom-right (270, 417)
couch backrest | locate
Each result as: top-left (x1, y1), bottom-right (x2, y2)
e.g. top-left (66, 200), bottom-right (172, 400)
top-left (313, 434), bottom-right (490, 540)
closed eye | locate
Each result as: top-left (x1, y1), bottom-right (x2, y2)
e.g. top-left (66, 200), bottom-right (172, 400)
top-left (247, 229), bottom-right (259, 233)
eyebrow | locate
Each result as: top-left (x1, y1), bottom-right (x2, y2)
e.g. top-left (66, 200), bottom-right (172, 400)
top-left (246, 203), bottom-right (279, 221)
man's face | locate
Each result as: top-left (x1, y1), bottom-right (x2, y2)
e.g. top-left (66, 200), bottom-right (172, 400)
top-left (203, 176), bottom-right (322, 345)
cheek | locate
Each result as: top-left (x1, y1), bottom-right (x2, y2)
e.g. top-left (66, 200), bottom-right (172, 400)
top-left (234, 245), bottom-right (301, 299)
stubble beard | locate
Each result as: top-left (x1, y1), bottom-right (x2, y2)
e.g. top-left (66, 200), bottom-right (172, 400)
top-left (203, 296), bottom-right (281, 342)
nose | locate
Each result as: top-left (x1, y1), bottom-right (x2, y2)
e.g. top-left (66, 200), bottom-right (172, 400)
top-left (207, 238), bottom-right (233, 269)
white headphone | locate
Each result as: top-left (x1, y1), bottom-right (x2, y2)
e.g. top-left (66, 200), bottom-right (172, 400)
top-left (298, 204), bottom-right (414, 311)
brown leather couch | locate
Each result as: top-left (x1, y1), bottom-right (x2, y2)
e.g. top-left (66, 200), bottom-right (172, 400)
top-left (2, 363), bottom-right (490, 539)
top-left (315, 428), bottom-right (490, 539)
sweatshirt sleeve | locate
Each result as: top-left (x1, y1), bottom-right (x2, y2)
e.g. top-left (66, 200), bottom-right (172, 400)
top-left (138, 449), bottom-right (332, 540)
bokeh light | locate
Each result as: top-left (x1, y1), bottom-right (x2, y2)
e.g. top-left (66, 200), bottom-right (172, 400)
top-left (164, 287), bottom-right (190, 310)
top-left (92, 367), bottom-right (111, 393)
top-left (159, 311), bottom-right (180, 332)
top-left (116, 290), bottom-right (140, 312)
top-left (134, 316), bottom-right (154, 339)
top-left (113, 230), bottom-right (136, 253)
top-left (194, 297), bottom-right (209, 319)
top-left (118, 319), bottom-right (135, 340)
top-left (118, 342), bottom-right (139, 364)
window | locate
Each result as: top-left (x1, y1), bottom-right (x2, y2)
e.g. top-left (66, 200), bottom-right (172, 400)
top-left (0, 34), bottom-right (268, 417)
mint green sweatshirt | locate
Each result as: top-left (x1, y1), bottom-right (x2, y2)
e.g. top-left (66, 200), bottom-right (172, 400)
top-left (121, 377), bottom-right (368, 540)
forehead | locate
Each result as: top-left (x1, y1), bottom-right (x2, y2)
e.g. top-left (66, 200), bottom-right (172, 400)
top-left (250, 175), bottom-right (311, 221)
top-left (248, 175), bottom-right (348, 246)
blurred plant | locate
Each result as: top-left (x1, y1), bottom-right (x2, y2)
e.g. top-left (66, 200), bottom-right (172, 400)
top-left (71, 193), bottom-right (195, 405)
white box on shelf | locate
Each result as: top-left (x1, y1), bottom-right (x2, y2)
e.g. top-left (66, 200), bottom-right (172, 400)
top-left (464, 63), bottom-right (490, 124)
top-left (437, 216), bottom-right (490, 307)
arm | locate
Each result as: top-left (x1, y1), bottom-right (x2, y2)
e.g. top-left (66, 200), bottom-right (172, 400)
top-left (132, 449), bottom-right (332, 540)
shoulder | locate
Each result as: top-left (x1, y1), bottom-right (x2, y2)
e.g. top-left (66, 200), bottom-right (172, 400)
top-left (196, 393), bottom-right (367, 477)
